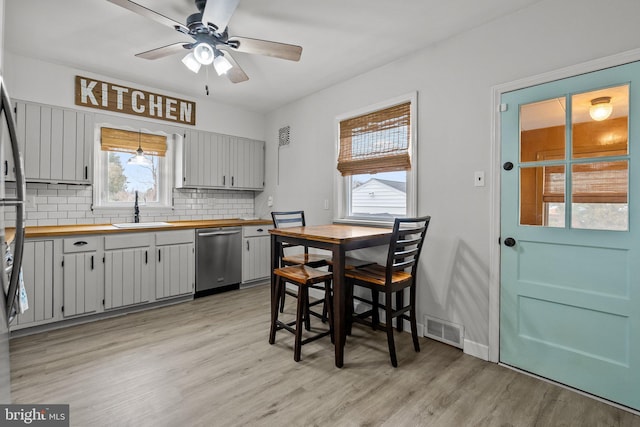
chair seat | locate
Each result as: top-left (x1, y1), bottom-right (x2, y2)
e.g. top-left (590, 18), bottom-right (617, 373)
top-left (274, 265), bottom-right (333, 286)
top-left (282, 253), bottom-right (331, 267)
top-left (326, 256), bottom-right (376, 270)
top-left (345, 263), bottom-right (412, 287)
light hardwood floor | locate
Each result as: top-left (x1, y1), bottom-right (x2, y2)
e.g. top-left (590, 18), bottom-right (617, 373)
top-left (9, 284), bottom-right (640, 426)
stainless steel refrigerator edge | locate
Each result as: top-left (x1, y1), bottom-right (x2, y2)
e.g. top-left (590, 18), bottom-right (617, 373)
top-left (0, 75), bottom-right (27, 403)
top-left (195, 227), bottom-right (241, 294)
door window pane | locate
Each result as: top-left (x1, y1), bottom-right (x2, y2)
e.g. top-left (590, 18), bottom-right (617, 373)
top-left (520, 165), bottom-right (565, 227)
top-left (520, 97), bottom-right (566, 163)
top-left (571, 161), bottom-right (628, 231)
top-left (571, 85), bottom-right (629, 159)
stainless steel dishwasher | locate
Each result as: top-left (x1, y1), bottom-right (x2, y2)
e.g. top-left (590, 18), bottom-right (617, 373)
top-left (196, 227), bottom-right (242, 295)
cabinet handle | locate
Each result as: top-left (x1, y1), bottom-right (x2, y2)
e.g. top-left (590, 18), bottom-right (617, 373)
top-left (246, 240), bottom-right (250, 251)
top-left (231, 176), bottom-right (234, 186)
top-left (257, 228), bottom-right (263, 232)
top-left (145, 250), bottom-right (148, 264)
top-left (158, 249), bottom-right (161, 263)
top-left (73, 241), bottom-right (88, 246)
top-left (3, 160), bottom-right (7, 176)
top-left (84, 166), bottom-right (88, 180)
top-left (90, 255), bottom-right (94, 270)
top-left (223, 175), bottom-right (226, 186)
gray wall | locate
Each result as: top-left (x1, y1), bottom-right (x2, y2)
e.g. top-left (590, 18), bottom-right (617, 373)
top-left (259, 0), bottom-right (640, 356)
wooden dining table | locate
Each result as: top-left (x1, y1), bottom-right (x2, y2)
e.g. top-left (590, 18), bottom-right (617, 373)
top-left (269, 223), bottom-right (393, 367)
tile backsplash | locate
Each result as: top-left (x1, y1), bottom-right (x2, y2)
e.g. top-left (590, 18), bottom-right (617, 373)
top-left (3, 182), bottom-right (255, 227)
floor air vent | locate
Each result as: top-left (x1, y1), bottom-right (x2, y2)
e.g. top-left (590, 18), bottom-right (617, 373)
top-left (424, 315), bottom-right (464, 349)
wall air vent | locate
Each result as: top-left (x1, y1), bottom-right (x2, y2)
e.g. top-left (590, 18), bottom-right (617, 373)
top-left (424, 315), bottom-right (464, 349)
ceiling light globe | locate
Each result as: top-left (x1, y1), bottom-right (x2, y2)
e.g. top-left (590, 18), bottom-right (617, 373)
top-left (193, 43), bottom-right (215, 65)
top-left (213, 54), bottom-right (233, 75)
top-left (181, 52), bottom-right (201, 73)
top-left (589, 97), bottom-right (613, 121)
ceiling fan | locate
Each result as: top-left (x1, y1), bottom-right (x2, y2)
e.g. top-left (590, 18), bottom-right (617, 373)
top-left (107, 0), bottom-right (303, 83)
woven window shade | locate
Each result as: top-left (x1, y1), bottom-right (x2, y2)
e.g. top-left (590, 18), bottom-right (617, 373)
top-left (337, 102), bottom-right (411, 176)
top-left (101, 127), bottom-right (167, 156)
top-left (543, 161), bottom-right (627, 203)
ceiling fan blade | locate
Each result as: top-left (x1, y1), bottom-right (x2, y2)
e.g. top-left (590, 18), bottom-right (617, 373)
top-left (202, 0), bottom-right (240, 34)
top-left (227, 37), bottom-right (302, 61)
top-left (219, 50), bottom-right (249, 83)
top-left (107, 0), bottom-right (188, 32)
top-left (136, 43), bottom-right (192, 60)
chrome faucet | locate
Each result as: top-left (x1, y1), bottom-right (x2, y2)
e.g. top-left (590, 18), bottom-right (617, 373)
top-left (134, 191), bottom-right (140, 223)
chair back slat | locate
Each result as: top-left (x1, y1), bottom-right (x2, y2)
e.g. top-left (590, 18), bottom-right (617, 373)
top-left (272, 210), bottom-right (309, 257)
top-left (385, 216), bottom-right (431, 283)
top-left (271, 210), bottom-right (306, 228)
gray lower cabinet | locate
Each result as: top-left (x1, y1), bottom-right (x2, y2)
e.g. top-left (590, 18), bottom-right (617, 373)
top-left (11, 229), bottom-right (199, 331)
top-left (155, 230), bottom-right (195, 299)
top-left (62, 237), bottom-right (101, 317)
top-left (104, 233), bottom-right (153, 310)
top-left (242, 226), bottom-right (270, 283)
top-left (14, 240), bottom-right (54, 326)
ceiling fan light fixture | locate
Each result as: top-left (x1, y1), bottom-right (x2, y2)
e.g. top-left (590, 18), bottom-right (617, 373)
top-left (181, 52), bottom-right (201, 73)
top-left (213, 53), bottom-right (233, 76)
top-left (589, 96), bottom-right (613, 121)
top-left (193, 43), bottom-right (214, 65)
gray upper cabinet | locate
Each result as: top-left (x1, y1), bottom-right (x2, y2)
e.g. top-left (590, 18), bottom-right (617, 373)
top-left (229, 137), bottom-right (265, 190)
top-left (178, 129), bottom-right (264, 190)
top-left (14, 100), bottom-right (93, 184)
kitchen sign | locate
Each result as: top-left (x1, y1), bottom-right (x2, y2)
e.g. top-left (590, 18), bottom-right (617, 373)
top-left (75, 75), bottom-right (196, 125)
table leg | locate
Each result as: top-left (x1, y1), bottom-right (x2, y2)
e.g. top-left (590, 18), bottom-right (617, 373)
top-left (270, 235), bottom-right (280, 325)
top-left (332, 245), bottom-right (346, 368)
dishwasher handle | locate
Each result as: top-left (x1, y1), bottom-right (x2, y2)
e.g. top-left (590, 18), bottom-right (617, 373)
top-left (198, 230), bottom-right (241, 237)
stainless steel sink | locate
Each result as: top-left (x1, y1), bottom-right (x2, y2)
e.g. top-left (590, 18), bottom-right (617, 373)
top-left (112, 221), bottom-right (174, 228)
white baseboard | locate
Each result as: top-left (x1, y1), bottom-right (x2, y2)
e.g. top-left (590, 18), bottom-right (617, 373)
top-left (463, 339), bottom-right (489, 361)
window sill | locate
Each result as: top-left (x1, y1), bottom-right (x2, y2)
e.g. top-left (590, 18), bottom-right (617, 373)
top-left (333, 218), bottom-right (394, 228)
top-left (92, 205), bottom-right (174, 213)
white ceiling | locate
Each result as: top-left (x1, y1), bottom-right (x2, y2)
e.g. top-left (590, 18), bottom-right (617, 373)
top-left (5, 0), bottom-right (542, 113)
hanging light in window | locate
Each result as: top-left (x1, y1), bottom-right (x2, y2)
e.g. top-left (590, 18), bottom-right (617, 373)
top-left (589, 96), bottom-right (613, 121)
top-left (128, 131), bottom-right (152, 166)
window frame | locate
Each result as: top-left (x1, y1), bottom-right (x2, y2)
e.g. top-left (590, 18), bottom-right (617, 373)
top-left (334, 92), bottom-right (418, 225)
top-left (92, 120), bottom-right (176, 211)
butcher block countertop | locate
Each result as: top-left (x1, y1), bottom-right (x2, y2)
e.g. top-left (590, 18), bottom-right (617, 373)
top-left (10, 219), bottom-right (272, 239)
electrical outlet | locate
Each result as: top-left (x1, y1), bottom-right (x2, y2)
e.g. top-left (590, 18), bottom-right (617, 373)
top-left (26, 195), bottom-right (36, 209)
top-left (474, 171), bottom-right (485, 187)
top-left (267, 196), bottom-right (273, 207)
top-left (323, 199), bottom-right (329, 210)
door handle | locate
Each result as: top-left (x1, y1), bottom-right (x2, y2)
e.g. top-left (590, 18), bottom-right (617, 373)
top-left (504, 237), bottom-right (516, 247)
top-left (503, 162), bottom-right (514, 171)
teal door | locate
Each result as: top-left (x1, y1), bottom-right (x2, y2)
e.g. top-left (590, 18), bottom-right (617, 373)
top-left (500, 61), bottom-right (640, 410)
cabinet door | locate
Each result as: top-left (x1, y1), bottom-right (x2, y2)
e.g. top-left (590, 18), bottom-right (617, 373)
top-left (242, 236), bottom-right (270, 283)
top-left (15, 101), bottom-right (92, 183)
top-left (104, 248), bottom-right (152, 309)
top-left (156, 243), bottom-right (194, 299)
top-left (15, 240), bottom-right (54, 326)
top-left (229, 137), bottom-right (265, 190)
top-left (4, 102), bottom-right (26, 182)
top-left (62, 252), bottom-right (99, 317)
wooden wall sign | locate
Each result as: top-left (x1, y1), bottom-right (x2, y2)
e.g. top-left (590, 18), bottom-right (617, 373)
top-left (75, 75), bottom-right (196, 125)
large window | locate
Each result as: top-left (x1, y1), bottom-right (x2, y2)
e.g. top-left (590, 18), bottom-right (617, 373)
top-left (336, 93), bottom-right (417, 223)
top-left (94, 126), bottom-right (174, 209)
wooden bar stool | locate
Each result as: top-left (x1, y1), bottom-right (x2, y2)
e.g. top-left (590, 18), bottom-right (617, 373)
top-left (269, 265), bottom-right (334, 362)
top-left (345, 216), bottom-right (431, 367)
top-left (271, 211), bottom-right (332, 320)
